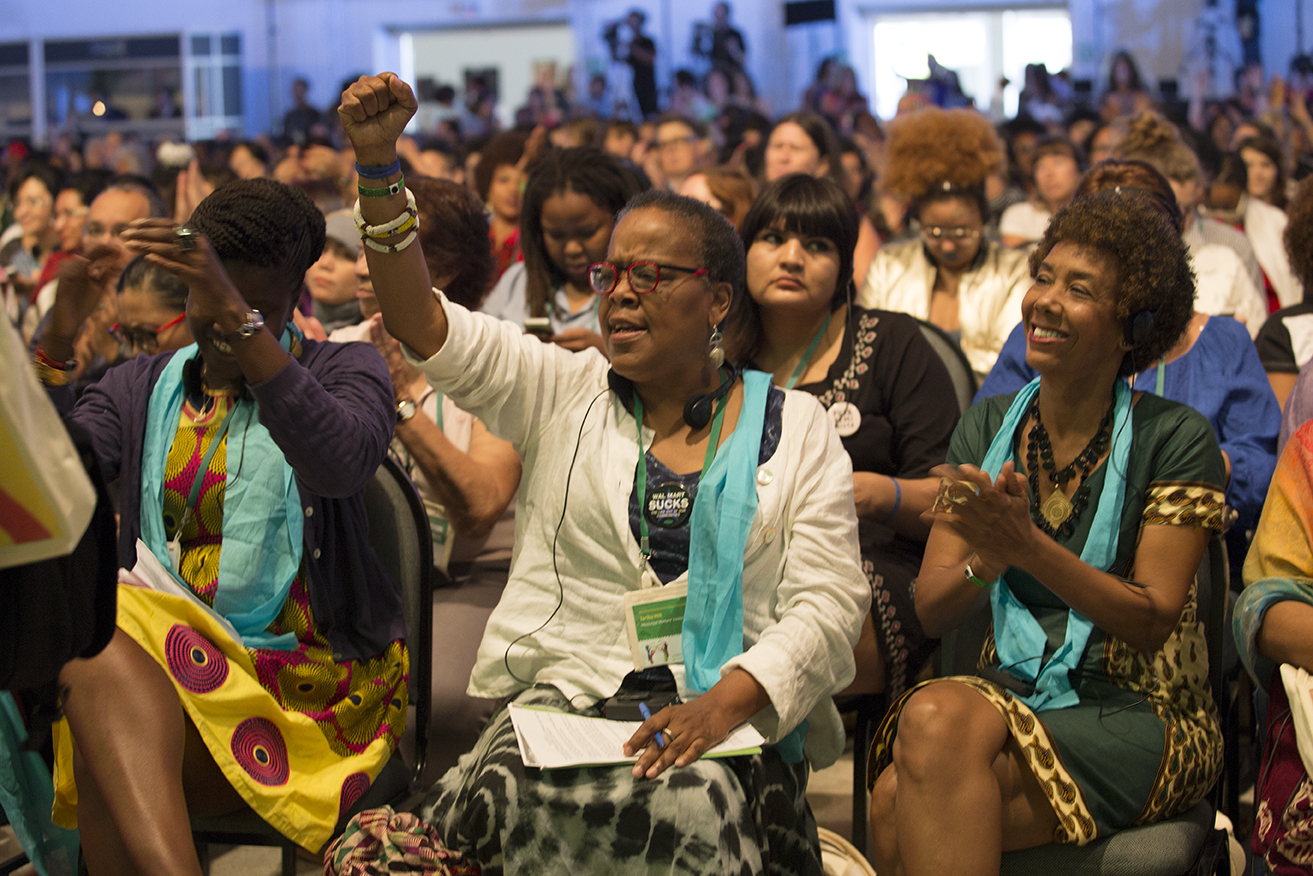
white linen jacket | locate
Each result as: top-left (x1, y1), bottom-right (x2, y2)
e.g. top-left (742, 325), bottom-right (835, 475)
top-left (408, 293), bottom-right (871, 768)
top-left (858, 239), bottom-right (1030, 379)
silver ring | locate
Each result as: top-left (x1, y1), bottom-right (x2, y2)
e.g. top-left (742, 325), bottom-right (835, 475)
top-left (175, 226), bottom-right (198, 252)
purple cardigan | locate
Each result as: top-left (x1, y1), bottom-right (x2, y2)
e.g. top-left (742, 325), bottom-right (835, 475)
top-left (57, 340), bottom-right (406, 662)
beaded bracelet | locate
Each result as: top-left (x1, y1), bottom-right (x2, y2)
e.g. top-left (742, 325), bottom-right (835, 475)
top-left (32, 348), bottom-right (75, 386)
top-left (354, 188), bottom-right (418, 237)
top-left (356, 158), bottom-right (401, 179)
top-left (34, 346), bottom-right (70, 369)
top-left (362, 230), bottom-right (419, 254)
top-left (358, 176), bottom-right (405, 198)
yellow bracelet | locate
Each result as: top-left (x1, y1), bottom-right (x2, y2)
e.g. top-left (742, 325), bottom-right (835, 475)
top-left (32, 355), bottom-right (75, 386)
top-left (360, 210), bottom-right (417, 240)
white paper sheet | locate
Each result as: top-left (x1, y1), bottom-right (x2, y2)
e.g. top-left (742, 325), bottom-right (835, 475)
top-left (1281, 663), bottom-right (1313, 777)
top-left (119, 538), bottom-right (243, 645)
top-left (507, 703), bottom-right (766, 769)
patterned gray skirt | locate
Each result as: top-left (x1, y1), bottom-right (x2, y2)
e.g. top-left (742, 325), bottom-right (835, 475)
top-left (420, 686), bottom-right (823, 876)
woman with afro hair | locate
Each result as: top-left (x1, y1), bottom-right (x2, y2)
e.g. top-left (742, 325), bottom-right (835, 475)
top-left (858, 107), bottom-right (1030, 378)
top-left (36, 178), bottom-right (407, 872)
top-left (869, 188), bottom-right (1227, 874)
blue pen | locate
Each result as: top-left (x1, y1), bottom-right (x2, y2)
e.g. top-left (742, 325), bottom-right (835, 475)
top-left (638, 702), bottom-right (666, 748)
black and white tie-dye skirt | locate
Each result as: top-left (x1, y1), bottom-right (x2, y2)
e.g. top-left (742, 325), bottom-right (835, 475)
top-left (420, 686), bottom-right (823, 875)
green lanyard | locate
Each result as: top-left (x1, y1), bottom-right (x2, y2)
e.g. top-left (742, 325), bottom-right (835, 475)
top-left (633, 380), bottom-right (729, 561)
top-left (783, 312), bottom-right (832, 390)
top-left (168, 401), bottom-right (238, 569)
top-left (1140, 357), bottom-right (1166, 397)
top-left (400, 390), bottom-right (442, 476)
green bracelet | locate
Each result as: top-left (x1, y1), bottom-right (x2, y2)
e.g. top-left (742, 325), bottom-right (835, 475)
top-left (964, 554), bottom-right (997, 588)
top-left (358, 175), bottom-right (405, 198)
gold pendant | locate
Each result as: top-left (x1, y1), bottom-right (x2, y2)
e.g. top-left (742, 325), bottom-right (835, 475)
top-left (1040, 489), bottom-right (1073, 529)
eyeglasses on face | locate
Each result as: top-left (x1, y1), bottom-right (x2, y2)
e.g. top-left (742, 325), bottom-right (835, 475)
top-left (921, 225), bottom-right (981, 241)
top-left (111, 312), bottom-right (186, 355)
top-left (655, 135), bottom-right (698, 150)
top-left (588, 260), bottom-right (709, 295)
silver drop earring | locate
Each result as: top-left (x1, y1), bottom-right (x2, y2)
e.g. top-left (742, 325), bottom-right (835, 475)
top-left (709, 326), bottom-right (725, 368)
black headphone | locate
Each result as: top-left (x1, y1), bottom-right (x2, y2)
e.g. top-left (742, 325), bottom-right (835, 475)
top-left (607, 364), bottom-right (739, 429)
top-left (1122, 310), bottom-right (1155, 349)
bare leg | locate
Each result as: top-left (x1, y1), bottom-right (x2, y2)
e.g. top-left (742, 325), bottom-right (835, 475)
top-left (869, 681), bottom-right (1060, 876)
top-left (61, 628), bottom-right (243, 876)
top-left (836, 611), bottom-right (887, 696)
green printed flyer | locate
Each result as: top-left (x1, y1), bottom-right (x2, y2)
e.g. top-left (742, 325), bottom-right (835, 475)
top-left (623, 583), bottom-right (688, 669)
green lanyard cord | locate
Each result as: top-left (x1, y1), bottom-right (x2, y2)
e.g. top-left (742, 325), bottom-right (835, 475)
top-left (783, 312), bottom-right (833, 390)
top-left (1155, 356), bottom-right (1166, 397)
top-left (633, 374), bottom-right (730, 562)
top-left (175, 402), bottom-right (239, 538)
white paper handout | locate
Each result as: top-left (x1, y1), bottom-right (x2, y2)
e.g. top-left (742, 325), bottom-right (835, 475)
top-left (1281, 663), bottom-right (1313, 777)
top-left (120, 538), bottom-right (244, 646)
top-left (508, 703), bottom-right (766, 769)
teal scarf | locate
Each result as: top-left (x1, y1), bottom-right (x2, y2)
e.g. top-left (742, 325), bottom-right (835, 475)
top-left (683, 369), bottom-right (768, 692)
top-left (680, 370), bottom-right (809, 761)
top-left (139, 338), bottom-right (303, 651)
top-left (980, 376), bottom-right (1132, 711)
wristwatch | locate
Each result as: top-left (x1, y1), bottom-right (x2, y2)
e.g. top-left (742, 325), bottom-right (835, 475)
top-left (224, 309), bottom-right (264, 341)
top-left (396, 398), bottom-right (418, 422)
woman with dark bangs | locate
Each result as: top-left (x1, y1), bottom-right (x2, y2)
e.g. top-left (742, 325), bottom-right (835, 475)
top-left (728, 173), bottom-right (960, 698)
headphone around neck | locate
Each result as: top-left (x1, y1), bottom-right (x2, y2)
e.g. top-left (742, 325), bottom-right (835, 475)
top-left (607, 364), bottom-right (739, 430)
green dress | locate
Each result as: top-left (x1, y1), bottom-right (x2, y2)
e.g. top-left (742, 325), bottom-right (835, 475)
top-left (871, 391), bottom-right (1227, 844)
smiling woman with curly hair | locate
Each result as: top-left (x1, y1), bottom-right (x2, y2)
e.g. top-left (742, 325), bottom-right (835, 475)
top-left (869, 189), bottom-right (1228, 875)
top-left (858, 107), bottom-right (1031, 378)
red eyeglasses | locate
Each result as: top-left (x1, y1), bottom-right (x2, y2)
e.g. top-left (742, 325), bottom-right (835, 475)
top-left (588, 261), bottom-right (709, 295)
top-left (110, 312), bottom-right (187, 354)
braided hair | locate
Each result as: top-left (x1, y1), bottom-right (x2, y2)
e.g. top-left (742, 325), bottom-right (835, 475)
top-left (118, 253), bottom-right (189, 310)
top-left (188, 178), bottom-right (325, 298)
top-left (521, 147), bottom-right (643, 318)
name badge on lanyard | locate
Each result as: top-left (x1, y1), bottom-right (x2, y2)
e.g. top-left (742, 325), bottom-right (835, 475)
top-left (623, 583), bottom-right (688, 669)
top-left (625, 373), bottom-right (730, 671)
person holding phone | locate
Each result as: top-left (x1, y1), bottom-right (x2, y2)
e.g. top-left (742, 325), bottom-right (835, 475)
top-left (482, 146), bottom-right (644, 356)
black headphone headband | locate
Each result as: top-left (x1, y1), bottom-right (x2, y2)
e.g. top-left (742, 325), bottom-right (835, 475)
top-left (607, 365), bottom-right (738, 430)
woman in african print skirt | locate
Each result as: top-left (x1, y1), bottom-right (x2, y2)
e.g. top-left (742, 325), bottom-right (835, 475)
top-left (36, 179), bottom-right (407, 874)
top-left (869, 189), bottom-right (1226, 875)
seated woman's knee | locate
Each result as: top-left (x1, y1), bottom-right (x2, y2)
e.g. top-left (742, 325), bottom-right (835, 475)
top-left (893, 683), bottom-right (992, 779)
top-left (870, 763), bottom-right (898, 826)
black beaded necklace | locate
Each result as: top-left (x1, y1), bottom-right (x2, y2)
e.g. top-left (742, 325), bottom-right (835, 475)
top-left (1025, 393), bottom-right (1115, 539)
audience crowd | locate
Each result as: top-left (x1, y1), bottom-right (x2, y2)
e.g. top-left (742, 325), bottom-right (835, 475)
top-left (6, 35), bottom-right (1313, 876)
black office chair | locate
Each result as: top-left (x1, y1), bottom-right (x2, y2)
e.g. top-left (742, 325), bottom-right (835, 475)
top-left (192, 456), bottom-right (434, 875)
top-left (916, 319), bottom-right (979, 415)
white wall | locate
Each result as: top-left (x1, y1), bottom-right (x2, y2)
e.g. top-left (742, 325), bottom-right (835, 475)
top-left (405, 22), bottom-right (575, 128)
top-left (0, 0), bottom-right (1301, 142)
top-left (0, 0), bottom-right (570, 139)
